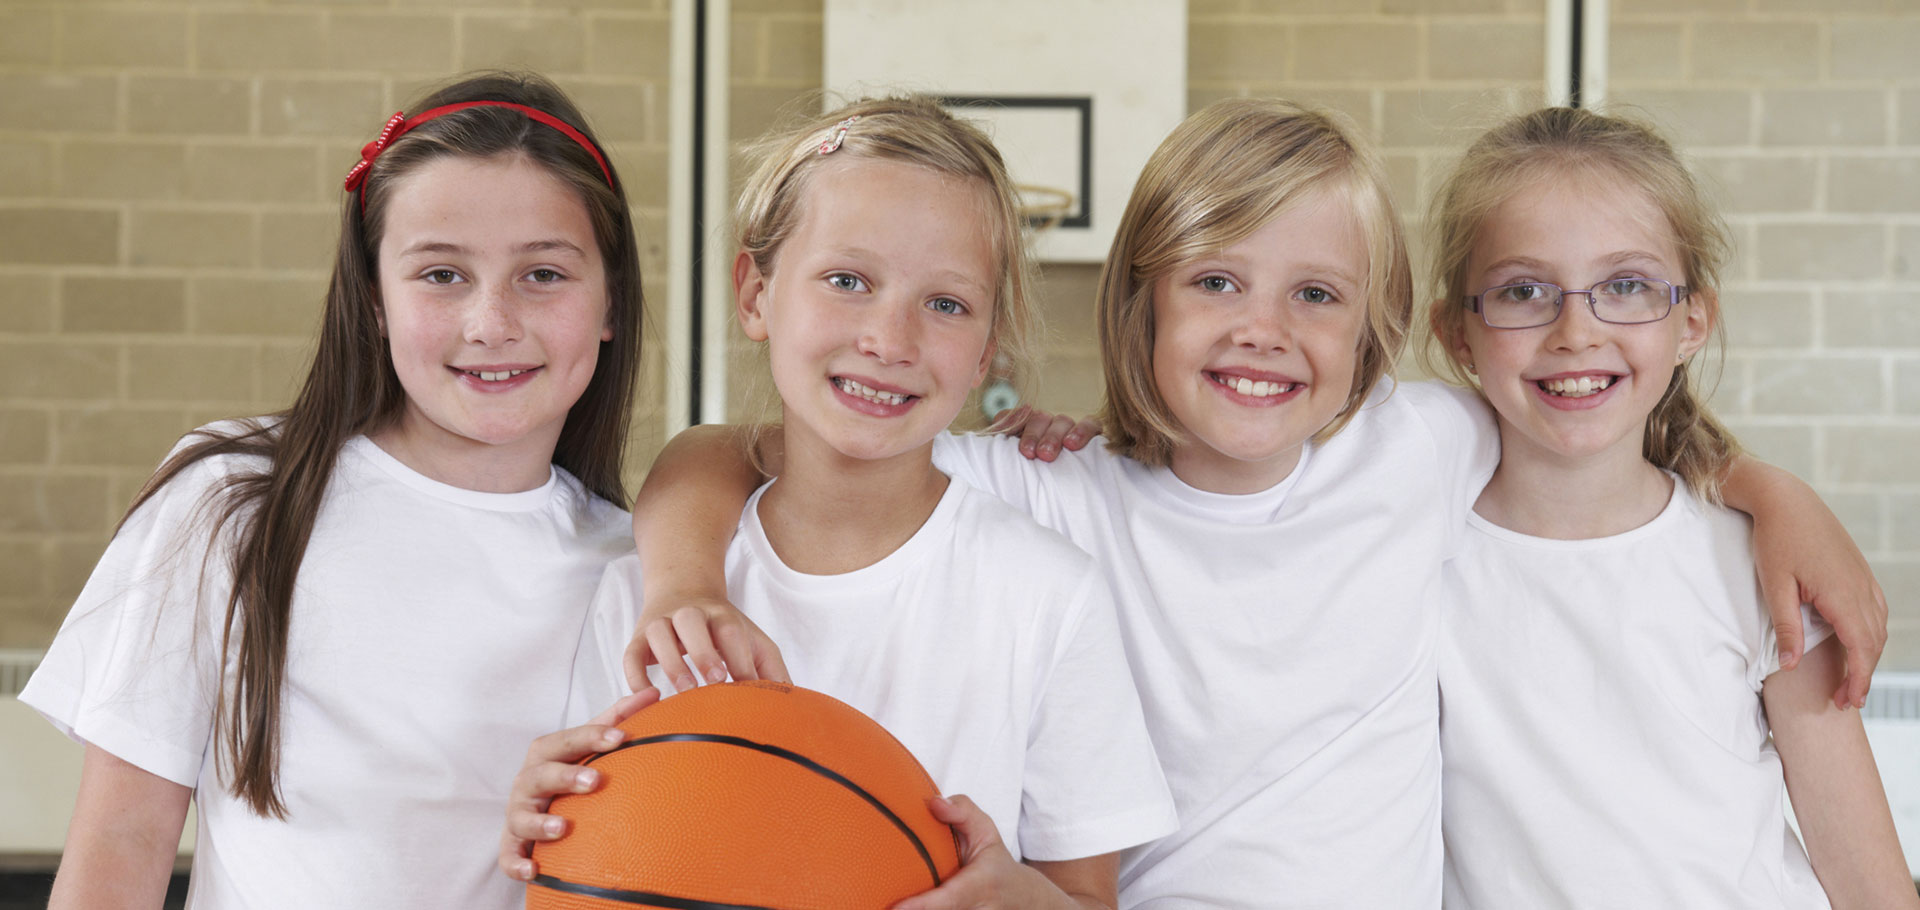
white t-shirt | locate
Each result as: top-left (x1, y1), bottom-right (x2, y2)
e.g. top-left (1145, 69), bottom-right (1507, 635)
top-left (932, 378), bottom-right (1500, 909)
top-left (1438, 477), bottom-right (1833, 909)
top-left (20, 427), bottom-right (633, 910)
top-left (570, 476), bottom-right (1178, 863)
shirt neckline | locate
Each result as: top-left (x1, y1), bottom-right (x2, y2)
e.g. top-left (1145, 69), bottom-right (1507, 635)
top-left (740, 473), bottom-right (968, 593)
top-left (346, 435), bottom-right (559, 512)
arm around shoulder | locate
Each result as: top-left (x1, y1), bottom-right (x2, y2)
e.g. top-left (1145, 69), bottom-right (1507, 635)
top-left (50, 745), bottom-right (192, 910)
top-left (1764, 638), bottom-right (1920, 910)
top-left (1722, 455), bottom-right (1888, 708)
top-left (626, 424), bottom-right (788, 692)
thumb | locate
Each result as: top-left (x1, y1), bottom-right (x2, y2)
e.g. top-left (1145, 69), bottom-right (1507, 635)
top-left (929, 794), bottom-right (1002, 860)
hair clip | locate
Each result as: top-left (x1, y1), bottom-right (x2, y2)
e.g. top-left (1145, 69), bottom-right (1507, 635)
top-left (818, 115), bottom-right (859, 155)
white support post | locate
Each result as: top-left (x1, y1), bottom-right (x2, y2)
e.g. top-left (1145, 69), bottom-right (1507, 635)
top-left (699, 0), bottom-right (731, 425)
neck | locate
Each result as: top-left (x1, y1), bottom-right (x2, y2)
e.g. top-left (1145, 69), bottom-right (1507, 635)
top-left (1168, 442), bottom-right (1304, 496)
top-left (1474, 424), bottom-right (1673, 539)
top-left (757, 427), bottom-right (950, 575)
top-left (368, 408), bottom-right (557, 493)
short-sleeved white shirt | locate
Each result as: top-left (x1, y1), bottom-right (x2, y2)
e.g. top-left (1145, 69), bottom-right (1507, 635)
top-left (20, 427), bottom-right (633, 910)
top-left (931, 379), bottom-right (1500, 909)
top-left (1439, 477), bottom-right (1833, 909)
top-left (570, 475), bottom-right (1178, 863)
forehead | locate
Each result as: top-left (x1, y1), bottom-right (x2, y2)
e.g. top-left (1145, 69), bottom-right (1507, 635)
top-left (784, 157), bottom-right (998, 284)
top-left (1209, 187), bottom-right (1371, 279)
top-left (1472, 169), bottom-right (1680, 274)
top-left (379, 154), bottom-right (597, 253)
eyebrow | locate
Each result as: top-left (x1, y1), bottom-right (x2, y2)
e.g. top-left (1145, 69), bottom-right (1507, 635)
top-left (397, 239), bottom-right (589, 258)
top-left (1483, 250), bottom-right (1670, 276)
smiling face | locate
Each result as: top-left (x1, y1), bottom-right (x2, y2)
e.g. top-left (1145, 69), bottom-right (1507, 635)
top-left (736, 157), bottom-right (998, 468)
top-left (1453, 169), bottom-right (1713, 470)
top-left (1150, 189), bottom-right (1372, 493)
top-left (374, 154), bottom-right (611, 482)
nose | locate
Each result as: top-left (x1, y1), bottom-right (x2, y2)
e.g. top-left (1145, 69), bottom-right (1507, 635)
top-left (1545, 291), bottom-right (1604, 352)
top-left (464, 281), bottom-right (522, 347)
top-left (856, 299), bottom-right (920, 365)
top-left (1231, 291), bottom-right (1294, 353)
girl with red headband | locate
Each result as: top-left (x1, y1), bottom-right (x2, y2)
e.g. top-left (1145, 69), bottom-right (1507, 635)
top-left (21, 71), bottom-right (647, 909)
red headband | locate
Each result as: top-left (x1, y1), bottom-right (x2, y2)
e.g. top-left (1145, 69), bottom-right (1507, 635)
top-left (342, 101), bottom-right (614, 208)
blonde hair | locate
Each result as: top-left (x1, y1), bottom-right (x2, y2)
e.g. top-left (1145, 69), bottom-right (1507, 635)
top-left (732, 95), bottom-right (1038, 380)
top-left (1096, 98), bottom-right (1412, 467)
top-left (1422, 106), bottom-right (1740, 501)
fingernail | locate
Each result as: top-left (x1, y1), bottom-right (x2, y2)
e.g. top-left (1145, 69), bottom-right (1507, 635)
top-left (676, 674), bottom-right (696, 691)
top-left (575, 769), bottom-right (597, 791)
top-left (1041, 444), bottom-right (1057, 457)
top-left (544, 817), bottom-right (564, 837)
top-left (601, 728), bottom-right (623, 748)
top-left (1778, 649), bottom-right (1792, 667)
top-left (518, 860), bottom-right (535, 880)
top-left (706, 666), bottom-right (728, 684)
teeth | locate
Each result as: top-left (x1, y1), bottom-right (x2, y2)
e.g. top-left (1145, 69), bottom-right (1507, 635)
top-left (1540, 375), bottom-right (1615, 397)
top-left (1217, 374), bottom-right (1293, 397)
top-left (834, 377), bottom-right (907, 406)
top-left (469, 369), bottom-right (527, 382)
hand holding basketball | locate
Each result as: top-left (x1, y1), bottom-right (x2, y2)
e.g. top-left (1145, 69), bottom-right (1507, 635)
top-left (890, 795), bottom-right (1099, 910)
top-left (497, 688), bottom-right (660, 882)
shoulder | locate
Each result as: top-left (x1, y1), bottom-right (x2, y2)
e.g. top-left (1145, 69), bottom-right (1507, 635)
top-left (944, 479), bottom-right (1101, 580)
top-left (546, 465), bottom-right (638, 549)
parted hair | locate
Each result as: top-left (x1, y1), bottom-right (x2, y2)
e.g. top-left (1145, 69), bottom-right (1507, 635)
top-left (1095, 98), bottom-right (1413, 467)
top-left (1422, 105), bottom-right (1739, 501)
top-left (121, 71), bottom-right (643, 818)
top-left (731, 95), bottom-right (1040, 383)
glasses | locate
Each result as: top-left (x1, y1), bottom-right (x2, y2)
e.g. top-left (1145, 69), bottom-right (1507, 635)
top-left (1465, 278), bottom-right (1690, 329)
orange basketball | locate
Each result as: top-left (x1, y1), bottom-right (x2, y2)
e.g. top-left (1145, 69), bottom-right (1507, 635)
top-left (527, 680), bottom-right (962, 909)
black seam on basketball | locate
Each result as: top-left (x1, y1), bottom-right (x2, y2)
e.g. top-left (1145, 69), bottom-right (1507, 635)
top-left (528, 874), bottom-right (779, 909)
top-left (582, 732), bottom-right (942, 887)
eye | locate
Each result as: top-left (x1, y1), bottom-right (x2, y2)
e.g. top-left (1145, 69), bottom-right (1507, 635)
top-left (1498, 283), bottom-right (1546, 303)
top-left (826, 273), bottom-right (868, 292)
top-left (423, 268), bottom-right (463, 286)
top-left (927, 297), bottom-right (968, 316)
top-left (1197, 275), bottom-right (1238, 293)
top-left (1298, 285), bottom-right (1337, 305)
top-left (1600, 278), bottom-right (1651, 296)
top-left (527, 268), bottom-right (566, 283)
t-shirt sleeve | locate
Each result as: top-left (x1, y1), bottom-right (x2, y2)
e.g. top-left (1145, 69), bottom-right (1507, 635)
top-left (930, 432), bottom-right (1050, 517)
top-left (1016, 567), bottom-right (1178, 862)
top-left (1753, 604), bottom-right (1837, 686)
top-left (17, 459), bottom-right (234, 788)
top-left (1398, 379), bottom-right (1501, 543)
top-left (564, 556), bottom-right (647, 727)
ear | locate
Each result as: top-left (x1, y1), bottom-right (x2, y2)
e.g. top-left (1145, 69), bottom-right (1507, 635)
top-left (1430, 298), bottom-right (1474, 371)
top-left (600, 300), bottom-right (615, 343)
top-left (1678, 286), bottom-right (1717, 360)
top-left (972, 337), bottom-right (998, 388)
top-left (734, 251), bottom-right (770, 343)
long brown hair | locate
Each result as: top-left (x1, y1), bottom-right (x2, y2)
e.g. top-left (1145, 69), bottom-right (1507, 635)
top-left (121, 71), bottom-right (644, 817)
top-left (1095, 99), bottom-right (1412, 466)
top-left (1422, 106), bottom-right (1739, 500)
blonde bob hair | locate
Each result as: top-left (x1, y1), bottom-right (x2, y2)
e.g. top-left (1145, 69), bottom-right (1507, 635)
top-left (1096, 98), bottom-right (1412, 467)
top-left (731, 95), bottom-right (1038, 379)
top-left (1421, 106), bottom-right (1739, 501)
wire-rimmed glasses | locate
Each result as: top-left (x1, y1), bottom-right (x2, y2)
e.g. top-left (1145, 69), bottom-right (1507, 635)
top-left (1465, 278), bottom-right (1690, 329)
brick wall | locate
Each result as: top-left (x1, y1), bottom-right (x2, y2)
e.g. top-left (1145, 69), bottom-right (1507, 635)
top-left (6, 0), bottom-right (1916, 668)
top-left (0, 0), bottom-right (674, 649)
top-left (1609, 0), bottom-right (1920, 668)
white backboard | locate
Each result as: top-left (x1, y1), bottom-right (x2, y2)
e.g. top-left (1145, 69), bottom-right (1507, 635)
top-left (825, 0), bottom-right (1187, 263)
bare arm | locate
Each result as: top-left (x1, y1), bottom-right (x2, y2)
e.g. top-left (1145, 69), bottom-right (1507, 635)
top-left (50, 745), bottom-right (192, 910)
top-left (625, 424), bottom-right (787, 692)
top-left (1722, 456), bottom-right (1887, 708)
top-left (1764, 638), bottom-right (1920, 910)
